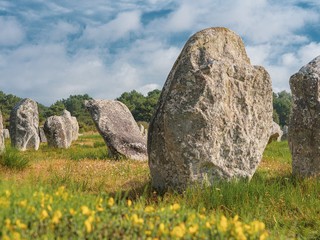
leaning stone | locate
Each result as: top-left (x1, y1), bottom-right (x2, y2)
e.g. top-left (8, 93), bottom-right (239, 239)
top-left (289, 55), bottom-right (320, 177)
top-left (268, 122), bottom-right (283, 144)
top-left (85, 100), bottom-right (147, 160)
top-left (148, 27), bottom-right (273, 191)
top-left (10, 98), bottom-right (40, 151)
top-left (0, 111), bottom-right (5, 153)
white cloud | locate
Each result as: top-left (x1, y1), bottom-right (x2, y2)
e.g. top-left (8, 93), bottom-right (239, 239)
top-left (0, 17), bottom-right (25, 46)
top-left (83, 10), bottom-right (142, 44)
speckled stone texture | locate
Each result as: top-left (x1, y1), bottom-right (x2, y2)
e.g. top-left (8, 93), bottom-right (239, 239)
top-left (85, 100), bottom-right (147, 161)
top-left (148, 27), bottom-right (273, 191)
top-left (10, 98), bottom-right (40, 151)
top-left (289, 55), bottom-right (320, 177)
top-left (0, 111), bottom-right (5, 153)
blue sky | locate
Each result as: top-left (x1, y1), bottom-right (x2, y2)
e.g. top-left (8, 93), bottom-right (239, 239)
top-left (0, 0), bottom-right (320, 106)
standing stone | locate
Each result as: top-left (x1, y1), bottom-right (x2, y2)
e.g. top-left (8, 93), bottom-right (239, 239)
top-left (85, 100), bottom-right (147, 160)
top-left (3, 129), bottom-right (10, 139)
top-left (10, 98), bottom-right (40, 151)
top-left (38, 127), bottom-right (47, 143)
top-left (71, 116), bottom-right (79, 141)
top-left (43, 110), bottom-right (74, 149)
top-left (148, 27), bottom-right (273, 191)
top-left (268, 122), bottom-right (283, 144)
top-left (281, 125), bottom-right (288, 141)
top-left (289, 55), bottom-right (320, 177)
top-left (0, 111), bottom-right (5, 153)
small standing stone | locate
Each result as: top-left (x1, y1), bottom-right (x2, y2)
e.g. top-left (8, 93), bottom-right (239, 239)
top-left (39, 127), bottom-right (47, 143)
top-left (289, 55), bottom-right (320, 177)
top-left (0, 111), bottom-right (5, 153)
top-left (268, 122), bottom-right (283, 144)
top-left (85, 99), bottom-right (148, 160)
top-left (10, 98), bottom-right (40, 151)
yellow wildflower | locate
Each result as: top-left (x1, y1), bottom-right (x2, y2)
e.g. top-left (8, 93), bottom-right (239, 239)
top-left (170, 203), bottom-right (180, 211)
top-left (69, 208), bottom-right (76, 216)
top-left (260, 231), bottom-right (269, 240)
top-left (5, 219), bottom-right (12, 230)
top-left (12, 232), bottom-right (21, 240)
top-left (16, 219), bottom-right (27, 230)
top-left (47, 205), bottom-right (52, 212)
top-left (18, 200), bottom-right (27, 208)
top-left (81, 206), bottom-right (91, 216)
top-left (189, 224), bottom-right (199, 235)
top-left (218, 215), bottom-right (228, 233)
top-left (27, 206), bottom-right (36, 214)
top-left (5, 190), bottom-right (11, 197)
top-left (131, 214), bottom-right (144, 225)
top-left (206, 222), bottom-right (211, 229)
top-left (108, 197), bottom-right (115, 207)
top-left (171, 223), bottom-right (186, 238)
top-left (2, 235), bottom-right (10, 240)
top-left (52, 210), bottom-right (62, 224)
top-left (84, 216), bottom-right (95, 233)
top-left (145, 205), bottom-right (155, 213)
top-left (39, 209), bottom-right (49, 220)
top-left (145, 230), bottom-right (152, 235)
top-left (127, 199), bottom-right (132, 207)
top-left (158, 223), bottom-right (166, 234)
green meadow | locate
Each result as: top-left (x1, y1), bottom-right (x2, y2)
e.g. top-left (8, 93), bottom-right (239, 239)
top-left (0, 134), bottom-right (319, 239)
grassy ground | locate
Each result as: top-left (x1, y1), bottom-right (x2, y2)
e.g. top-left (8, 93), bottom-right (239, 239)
top-left (0, 134), bottom-right (319, 239)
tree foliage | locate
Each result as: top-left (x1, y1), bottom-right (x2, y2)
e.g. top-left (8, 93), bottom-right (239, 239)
top-left (273, 91), bottom-right (292, 126)
top-left (117, 89), bottom-right (161, 122)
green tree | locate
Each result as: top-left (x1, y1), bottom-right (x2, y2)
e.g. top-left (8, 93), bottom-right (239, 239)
top-left (273, 91), bottom-right (292, 126)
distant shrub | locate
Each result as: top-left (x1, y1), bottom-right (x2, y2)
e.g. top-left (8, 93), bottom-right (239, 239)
top-left (0, 147), bottom-right (29, 170)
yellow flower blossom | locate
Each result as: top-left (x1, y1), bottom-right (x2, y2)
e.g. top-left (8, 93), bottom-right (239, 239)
top-left (205, 222), bottom-right (211, 229)
top-left (69, 208), bottom-right (76, 216)
top-left (39, 209), bottom-right (49, 220)
top-left (5, 190), bottom-right (11, 197)
top-left (127, 199), bottom-right (132, 207)
top-left (189, 224), bottom-right (199, 235)
top-left (84, 216), bottom-right (95, 233)
top-left (218, 215), bottom-right (228, 233)
top-left (16, 219), bottom-right (27, 230)
top-left (81, 206), bottom-right (91, 216)
top-left (145, 230), bottom-right (152, 235)
top-left (170, 223), bottom-right (186, 238)
top-left (260, 231), bottom-right (269, 240)
top-left (52, 210), bottom-right (62, 224)
top-left (145, 205), bottom-right (155, 213)
top-left (107, 197), bottom-right (115, 207)
top-left (170, 203), bottom-right (180, 211)
top-left (131, 214), bottom-right (144, 225)
top-left (47, 205), bottom-right (52, 212)
top-left (18, 200), bottom-right (27, 208)
top-left (159, 223), bottom-right (165, 234)
top-left (12, 232), bottom-right (21, 240)
top-left (5, 218), bottom-right (12, 230)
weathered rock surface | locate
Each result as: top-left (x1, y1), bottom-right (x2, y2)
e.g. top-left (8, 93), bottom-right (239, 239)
top-left (3, 129), bottom-right (10, 139)
top-left (39, 127), bottom-right (47, 143)
top-left (268, 122), bottom-right (283, 144)
top-left (10, 98), bottom-right (40, 151)
top-left (85, 100), bottom-right (147, 160)
top-left (289, 55), bottom-right (320, 177)
top-left (43, 110), bottom-right (74, 149)
top-left (0, 111), bottom-right (5, 153)
top-left (148, 27), bottom-right (273, 191)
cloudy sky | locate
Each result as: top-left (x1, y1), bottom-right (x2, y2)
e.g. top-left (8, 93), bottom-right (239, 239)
top-left (0, 0), bottom-right (320, 106)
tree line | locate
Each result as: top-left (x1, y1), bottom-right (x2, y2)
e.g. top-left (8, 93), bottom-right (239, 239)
top-left (0, 89), bottom-right (290, 131)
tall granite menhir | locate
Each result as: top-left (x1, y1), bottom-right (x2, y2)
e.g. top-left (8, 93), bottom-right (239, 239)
top-left (10, 98), bottom-right (40, 151)
top-left (0, 111), bottom-right (5, 153)
top-left (85, 100), bottom-right (147, 161)
top-left (148, 27), bottom-right (273, 191)
top-left (289, 56), bottom-right (320, 177)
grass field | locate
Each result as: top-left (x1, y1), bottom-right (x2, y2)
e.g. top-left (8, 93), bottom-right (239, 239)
top-left (0, 134), bottom-right (319, 239)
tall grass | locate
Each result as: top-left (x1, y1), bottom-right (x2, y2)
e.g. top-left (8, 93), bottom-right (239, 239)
top-left (0, 147), bottom-right (29, 170)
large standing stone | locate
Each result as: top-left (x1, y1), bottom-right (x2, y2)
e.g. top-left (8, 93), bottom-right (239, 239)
top-left (289, 55), bottom-right (320, 177)
top-left (268, 121), bottom-right (283, 144)
top-left (10, 98), bottom-right (40, 151)
top-left (85, 100), bottom-right (147, 160)
top-left (148, 27), bottom-right (273, 191)
top-left (43, 110), bottom-right (74, 149)
top-left (0, 111), bottom-right (5, 153)
top-left (71, 116), bottom-right (79, 141)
